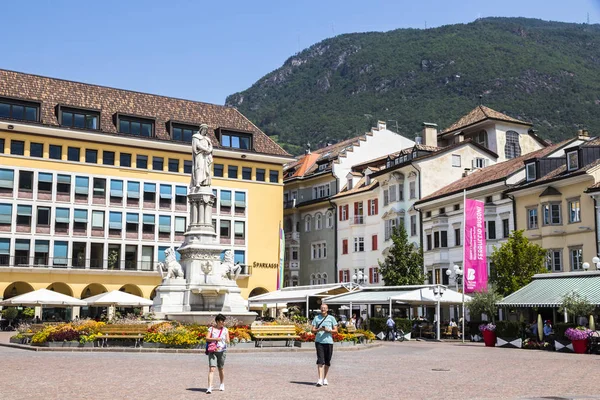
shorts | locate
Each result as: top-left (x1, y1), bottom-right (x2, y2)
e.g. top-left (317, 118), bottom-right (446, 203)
top-left (315, 342), bottom-right (333, 366)
top-left (208, 351), bottom-right (226, 368)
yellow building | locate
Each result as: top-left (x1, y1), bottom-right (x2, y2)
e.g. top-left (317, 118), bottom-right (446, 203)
top-left (510, 134), bottom-right (600, 272)
top-left (0, 69), bottom-right (291, 315)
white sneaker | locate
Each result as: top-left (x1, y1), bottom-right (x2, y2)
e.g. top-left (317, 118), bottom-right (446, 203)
top-left (316, 379), bottom-right (323, 387)
top-left (323, 379), bottom-right (328, 386)
top-left (206, 387), bottom-right (212, 394)
top-left (219, 383), bottom-right (225, 391)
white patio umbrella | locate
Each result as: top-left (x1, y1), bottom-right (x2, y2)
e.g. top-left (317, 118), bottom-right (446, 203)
top-left (0, 289), bottom-right (86, 307)
top-left (83, 290), bottom-right (153, 307)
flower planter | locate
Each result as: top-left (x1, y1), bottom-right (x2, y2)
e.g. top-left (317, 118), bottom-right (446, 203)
top-left (229, 341), bottom-right (256, 349)
top-left (571, 339), bottom-right (588, 354)
top-left (334, 341), bottom-right (355, 347)
top-left (142, 342), bottom-right (166, 349)
top-left (482, 330), bottom-right (496, 347)
top-left (554, 338), bottom-right (574, 353)
top-left (496, 337), bottom-right (522, 349)
top-left (9, 337), bottom-right (23, 344)
top-left (80, 342), bottom-right (95, 348)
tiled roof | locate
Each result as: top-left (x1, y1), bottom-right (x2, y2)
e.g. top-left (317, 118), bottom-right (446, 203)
top-left (582, 137), bottom-right (600, 146)
top-left (332, 176), bottom-right (379, 199)
top-left (417, 140), bottom-right (569, 204)
top-left (518, 158), bottom-right (600, 189)
top-left (0, 69), bottom-right (289, 156)
top-left (439, 105), bottom-right (531, 135)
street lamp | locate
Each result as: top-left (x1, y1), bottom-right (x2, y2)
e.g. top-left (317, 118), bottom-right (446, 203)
top-left (433, 285), bottom-right (446, 341)
top-left (446, 264), bottom-right (465, 342)
top-left (352, 271), bottom-right (366, 285)
top-left (582, 256), bottom-right (600, 271)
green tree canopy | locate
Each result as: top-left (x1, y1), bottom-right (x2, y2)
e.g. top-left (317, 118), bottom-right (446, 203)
top-left (559, 292), bottom-right (595, 322)
top-left (489, 230), bottom-right (547, 297)
top-left (378, 225), bottom-right (426, 286)
top-left (467, 288), bottom-right (503, 323)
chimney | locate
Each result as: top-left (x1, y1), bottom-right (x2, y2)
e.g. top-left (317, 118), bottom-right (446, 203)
top-left (305, 142), bottom-right (311, 155)
top-left (422, 123), bottom-right (438, 147)
top-left (455, 133), bottom-right (465, 143)
top-left (377, 121), bottom-right (387, 131)
top-left (580, 129), bottom-right (589, 137)
top-left (414, 136), bottom-right (423, 145)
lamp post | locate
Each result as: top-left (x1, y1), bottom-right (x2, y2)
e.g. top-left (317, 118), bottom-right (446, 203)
top-left (446, 264), bottom-right (464, 342)
top-left (352, 271), bottom-right (366, 285)
top-left (433, 285), bottom-right (446, 341)
top-left (582, 256), bottom-right (600, 271)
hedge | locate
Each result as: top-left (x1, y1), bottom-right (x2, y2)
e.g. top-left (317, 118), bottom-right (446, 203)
top-left (368, 318), bottom-right (412, 333)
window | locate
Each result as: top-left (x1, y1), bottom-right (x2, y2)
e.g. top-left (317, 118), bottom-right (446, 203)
top-left (30, 142), bottom-right (43, 158)
top-left (383, 189), bottom-right (389, 206)
top-left (546, 249), bottom-right (562, 271)
top-left (568, 199), bottom-right (581, 223)
top-left (313, 184), bottom-right (330, 199)
top-left (0, 98), bottom-right (39, 122)
top-left (118, 115), bottom-right (154, 137)
top-left (220, 220), bottom-right (231, 238)
top-left (120, 153), bottom-right (132, 167)
top-left (38, 173), bottom-right (53, 193)
top-left (570, 248), bottom-right (583, 271)
top-left (354, 237), bottom-right (365, 252)
top-left (91, 211), bottom-right (104, 229)
top-left (426, 211), bottom-right (431, 218)
top-left (0, 169), bottom-right (14, 192)
top-left (527, 208), bottom-right (538, 229)
top-left (256, 169), bottom-right (266, 182)
top-left (502, 219), bottom-right (510, 238)
top-left (269, 170), bottom-right (279, 183)
top-left (159, 185), bottom-right (172, 206)
top-left (171, 123), bottom-right (197, 142)
top-left (487, 221), bottom-right (496, 240)
top-left (315, 213), bottom-right (323, 230)
top-left (175, 217), bottom-right (186, 234)
top-left (389, 185), bottom-right (397, 202)
top-left (18, 171), bottom-right (33, 191)
top-left (175, 186), bottom-right (186, 205)
top-left (339, 269), bottom-right (350, 283)
top-left (439, 207), bottom-right (446, 214)
top-left (213, 164), bottom-right (224, 177)
top-left (567, 151), bottom-right (579, 171)
top-left (452, 154), bottom-right (461, 167)
top-left (369, 267), bottom-right (380, 284)
top-left (37, 206), bottom-right (50, 226)
top-left (342, 239), bottom-right (348, 254)
top-left (0, 138), bottom-right (3, 153)
top-left (311, 242), bottom-right (327, 260)
top-left (85, 149), bottom-right (98, 164)
top-left (73, 209), bottom-right (88, 230)
top-left (454, 204), bottom-right (460, 211)
top-left (426, 234), bottom-right (432, 250)
top-left (158, 215), bottom-right (171, 234)
top-left (454, 228), bottom-right (461, 246)
top-left (142, 214), bottom-right (155, 233)
top-left (177, 159), bottom-right (189, 173)
top-left (485, 196), bottom-right (493, 204)
top-left (0, 204), bottom-right (11, 226)
top-left (16, 205), bottom-right (32, 225)
top-left (168, 158), bottom-right (179, 172)
top-left (505, 131), bottom-right (521, 159)
top-left (440, 231), bottom-right (448, 248)
top-left (110, 180), bottom-right (123, 199)
top-left (372, 235), bottom-right (378, 251)
top-left (127, 181), bottom-right (140, 200)
top-left (409, 181), bottom-right (416, 199)
top-left (434, 231), bottom-right (440, 248)
top-left (526, 162), bottom-right (536, 181)
top-left (220, 131), bottom-right (252, 150)
top-left (153, 157), bottom-right (164, 171)
top-left (473, 158), bottom-right (486, 169)
top-left (228, 165), bottom-right (238, 179)
top-left (305, 215), bottom-right (312, 232)
top-left (92, 178), bottom-right (106, 198)
top-left (74, 176), bottom-right (89, 196)
top-left (143, 183), bottom-right (156, 202)
top-left (103, 151), bottom-right (115, 166)
top-left (339, 205), bottom-right (349, 221)
top-left (242, 167), bottom-right (252, 180)
top-left (34, 240), bottom-right (49, 265)
top-left (136, 155), bottom-right (148, 169)
top-left (67, 147), bottom-right (80, 162)
top-left (292, 250), bottom-right (298, 260)
top-left (368, 199), bottom-right (379, 216)
top-left (126, 213), bottom-right (139, 233)
top-left (60, 107), bottom-right (99, 129)
top-left (53, 241), bottom-right (68, 266)
top-left (49, 145), bottom-right (62, 160)
top-left (234, 221), bottom-right (245, 240)
top-left (220, 190), bottom-right (232, 210)
top-left (410, 215), bottom-right (417, 236)
top-left (109, 212), bottom-right (123, 231)
top-left (542, 203), bottom-right (561, 225)
top-left (474, 130), bottom-right (487, 147)
top-left (11, 140), bottom-right (24, 155)
top-left (326, 211), bottom-right (334, 228)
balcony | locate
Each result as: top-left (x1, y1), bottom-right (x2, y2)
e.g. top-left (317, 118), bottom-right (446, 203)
top-left (285, 231), bottom-right (300, 241)
top-left (423, 247), bottom-right (450, 265)
top-left (284, 199), bottom-right (296, 209)
top-left (351, 215), bottom-right (365, 225)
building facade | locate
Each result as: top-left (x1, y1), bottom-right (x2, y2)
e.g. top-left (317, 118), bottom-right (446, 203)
top-left (0, 69), bottom-right (291, 310)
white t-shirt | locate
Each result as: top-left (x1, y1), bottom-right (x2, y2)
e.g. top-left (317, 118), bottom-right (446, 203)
top-left (209, 326), bottom-right (228, 352)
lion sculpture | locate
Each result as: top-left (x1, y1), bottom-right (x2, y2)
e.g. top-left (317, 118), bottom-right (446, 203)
top-left (222, 250), bottom-right (242, 281)
top-left (159, 248), bottom-right (185, 279)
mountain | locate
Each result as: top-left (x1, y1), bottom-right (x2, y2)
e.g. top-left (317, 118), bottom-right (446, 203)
top-left (226, 18), bottom-right (600, 155)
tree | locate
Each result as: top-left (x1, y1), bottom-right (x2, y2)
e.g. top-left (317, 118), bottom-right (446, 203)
top-left (467, 289), bottom-right (503, 323)
top-left (489, 230), bottom-right (547, 297)
top-left (1, 307), bottom-right (18, 326)
top-left (559, 292), bottom-right (595, 324)
top-left (378, 225), bottom-right (426, 286)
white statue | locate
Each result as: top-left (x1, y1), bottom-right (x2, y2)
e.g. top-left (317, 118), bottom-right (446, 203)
top-left (191, 124), bottom-right (213, 189)
top-left (222, 250), bottom-right (242, 281)
top-left (159, 248), bottom-right (185, 279)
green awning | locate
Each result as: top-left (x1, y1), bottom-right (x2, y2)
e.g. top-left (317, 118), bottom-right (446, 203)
top-left (498, 272), bottom-right (600, 307)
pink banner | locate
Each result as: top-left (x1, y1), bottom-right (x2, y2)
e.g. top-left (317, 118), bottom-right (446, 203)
top-left (464, 199), bottom-right (488, 293)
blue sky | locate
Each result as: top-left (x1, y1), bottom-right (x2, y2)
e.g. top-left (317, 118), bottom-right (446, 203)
top-left (3, 0), bottom-right (599, 105)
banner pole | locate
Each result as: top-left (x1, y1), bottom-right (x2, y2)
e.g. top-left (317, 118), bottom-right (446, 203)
top-left (462, 189), bottom-right (466, 344)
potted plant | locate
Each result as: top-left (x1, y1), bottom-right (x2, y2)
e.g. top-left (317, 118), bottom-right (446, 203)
top-left (495, 321), bottom-right (523, 348)
top-left (479, 323), bottom-right (497, 347)
top-left (565, 327), bottom-right (592, 354)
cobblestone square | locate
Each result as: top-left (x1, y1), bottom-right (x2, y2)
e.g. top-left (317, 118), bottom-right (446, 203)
top-left (1, 340), bottom-right (599, 400)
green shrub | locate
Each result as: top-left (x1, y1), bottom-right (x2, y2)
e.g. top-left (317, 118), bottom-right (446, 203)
top-left (367, 317), bottom-right (411, 333)
top-left (495, 321), bottom-right (523, 338)
top-left (554, 322), bottom-right (577, 340)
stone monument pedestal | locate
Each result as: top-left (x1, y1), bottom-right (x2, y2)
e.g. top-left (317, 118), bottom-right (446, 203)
top-left (152, 278), bottom-right (187, 315)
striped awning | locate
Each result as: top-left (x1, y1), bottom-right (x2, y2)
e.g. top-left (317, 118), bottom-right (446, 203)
top-left (498, 271), bottom-right (600, 307)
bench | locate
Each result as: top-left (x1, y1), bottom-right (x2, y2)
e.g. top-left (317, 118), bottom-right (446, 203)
top-left (98, 325), bottom-right (148, 348)
top-left (346, 325), bottom-right (366, 343)
top-left (251, 325), bottom-right (300, 348)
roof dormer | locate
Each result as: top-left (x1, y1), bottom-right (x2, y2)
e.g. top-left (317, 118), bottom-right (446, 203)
top-left (525, 161), bottom-right (537, 182)
top-left (566, 149), bottom-right (580, 172)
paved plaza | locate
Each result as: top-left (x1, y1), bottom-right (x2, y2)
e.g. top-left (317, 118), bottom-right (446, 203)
top-left (1, 338), bottom-right (599, 400)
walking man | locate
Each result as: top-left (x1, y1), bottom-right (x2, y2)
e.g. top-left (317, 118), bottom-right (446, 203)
top-left (311, 303), bottom-right (338, 387)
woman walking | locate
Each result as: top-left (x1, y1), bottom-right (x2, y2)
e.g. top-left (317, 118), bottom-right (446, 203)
top-left (205, 314), bottom-right (229, 394)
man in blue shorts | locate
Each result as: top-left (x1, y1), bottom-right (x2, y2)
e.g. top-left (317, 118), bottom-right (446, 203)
top-left (311, 303), bottom-right (338, 387)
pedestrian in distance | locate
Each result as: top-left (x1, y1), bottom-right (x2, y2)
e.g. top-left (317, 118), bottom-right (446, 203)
top-left (311, 303), bottom-right (338, 387)
top-left (205, 314), bottom-right (230, 394)
top-left (386, 315), bottom-right (396, 341)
